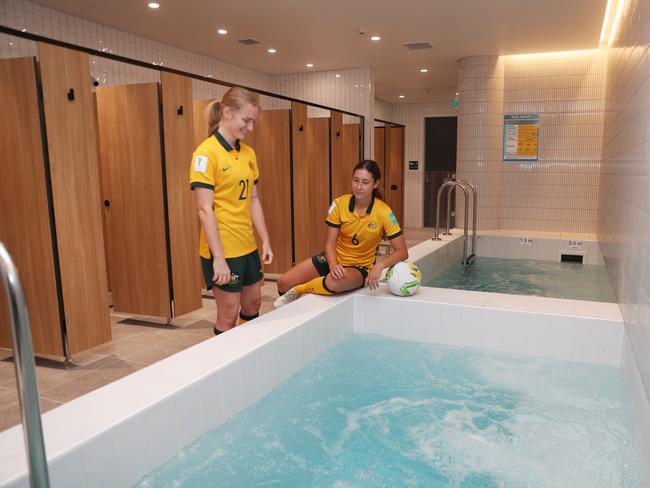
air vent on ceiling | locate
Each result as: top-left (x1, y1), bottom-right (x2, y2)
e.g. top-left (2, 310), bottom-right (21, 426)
top-left (238, 38), bottom-right (260, 45)
top-left (403, 42), bottom-right (434, 50)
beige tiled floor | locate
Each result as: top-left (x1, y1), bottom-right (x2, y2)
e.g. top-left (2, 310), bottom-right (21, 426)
top-left (0, 228), bottom-right (432, 432)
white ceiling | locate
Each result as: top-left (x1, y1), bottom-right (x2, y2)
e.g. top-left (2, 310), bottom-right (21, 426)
top-left (33, 0), bottom-right (607, 103)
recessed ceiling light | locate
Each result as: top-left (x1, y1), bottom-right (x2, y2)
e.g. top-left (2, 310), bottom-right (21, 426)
top-left (420, 68), bottom-right (429, 73)
top-left (148, 2), bottom-right (160, 8)
top-left (217, 28), bottom-right (228, 35)
top-left (268, 48), bottom-right (276, 53)
top-left (335, 74), bottom-right (342, 78)
top-left (306, 63), bottom-right (314, 68)
top-left (370, 35), bottom-right (381, 41)
top-left (399, 95), bottom-right (405, 98)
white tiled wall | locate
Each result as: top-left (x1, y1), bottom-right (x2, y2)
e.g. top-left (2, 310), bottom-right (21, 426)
top-left (392, 100), bottom-right (457, 227)
top-left (598, 0), bottom-right (650, 414)
top-left (397, 52), bottom-right (606, 232)
top-left (374, 98), bottom-right (393, 122)
top-left (500, 50), bottom-right (606, 233)
top-left (270, 68), bottom-right (374, 157)
top-left (456, 56), bottom-right (505, 230)
top-left (0, 0), bottom-right (272, 89)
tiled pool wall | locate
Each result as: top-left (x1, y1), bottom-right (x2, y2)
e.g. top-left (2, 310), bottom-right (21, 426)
top-left (475, 233), bottom-right (604, 265)
top-left (1, 278), bottom-right (648, 486)
top-left (410, 230), bottom-right (605, 285)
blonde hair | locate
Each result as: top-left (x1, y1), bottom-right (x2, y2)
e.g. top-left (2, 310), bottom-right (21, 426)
top-left (206, 86), bottom-right (260, 136)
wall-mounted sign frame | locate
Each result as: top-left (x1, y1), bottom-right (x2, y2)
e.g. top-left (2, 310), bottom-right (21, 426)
top-left (503, 114), bottom-right (539, 162)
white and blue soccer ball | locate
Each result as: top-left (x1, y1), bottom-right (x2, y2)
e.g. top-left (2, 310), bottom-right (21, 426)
top-left (386, 261), bottom-right (421, 296)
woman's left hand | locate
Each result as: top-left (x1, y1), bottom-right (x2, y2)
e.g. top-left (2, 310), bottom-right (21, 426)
top-left (261, 241), bottom-right (274, 264)
top-left (365, 266), bottom-right (383, 290)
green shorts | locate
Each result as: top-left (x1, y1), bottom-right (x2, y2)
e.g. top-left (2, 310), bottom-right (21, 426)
top-left (311, 252), bottom-right (369, 282)
top-left (201, 250), bottom-right (263, 293)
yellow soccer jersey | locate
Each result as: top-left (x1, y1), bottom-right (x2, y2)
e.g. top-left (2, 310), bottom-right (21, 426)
top-left (325, 194), bottom-right (402, 269)
top-left (189, 131), bottom-right (259, 259)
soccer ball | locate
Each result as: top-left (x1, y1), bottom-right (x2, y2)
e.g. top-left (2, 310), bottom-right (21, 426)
top-left (386, 261), bottom-right (421, 296)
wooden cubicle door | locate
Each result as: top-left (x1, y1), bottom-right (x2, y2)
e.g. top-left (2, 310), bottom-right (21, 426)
top-left (291, 102), bottom-right (330, 263)
top-left (330, 111), bottom-right (342, 200)
top-left (341, 122), bottom-right (360, 193)
top-left (0, 57), bottom-right (63, 356)
top-left (374, 126), bottom-right (386, 197)
top-left (95, 83), bottom-right (171, 318)
top-left (161, 73), bottom-right (202, 316)
top-left (385, 125), bottom-right (405, 225)
top-left (331, 111), bottom-right (361, 199)
top-left (192, 99), bottom-right (212, 148)
top-left (244, 110), bottom-right (292, 274)
top-left (38, 43), bottom-right (112, 353)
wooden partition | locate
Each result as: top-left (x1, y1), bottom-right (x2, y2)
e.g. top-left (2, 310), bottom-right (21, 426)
top-left (38, 43), bottom-right (111, 353)
top-left (331, 112), bottom-right (361, 198)
top-left (192, 99), bottom-right (212, 148)
top-left (330, 111), bottom-right (342, 201)
top-left (96, 83), bottom-right (171, 318)
top-left (374, 126), bottom-right (386, 197)
top-left (385, 125), bottom-right (405, 224)
top-left (244, 110), bottom-right (292, 274)
top-left (0, 57), bottom-right (63, 355)
top-left (161, 73), bottom-right (202, 315)
top-left (292, 102), bottom-right (330, 263)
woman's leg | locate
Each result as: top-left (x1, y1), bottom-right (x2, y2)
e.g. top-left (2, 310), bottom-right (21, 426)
top-left (212, 287), bottom-right (241, 333)
top-left (239, 279), bottom-right (263, 324)
top-left (275, 268), bottom-right (364, 308)
top-left (277, 258), bottom-right (321, 294)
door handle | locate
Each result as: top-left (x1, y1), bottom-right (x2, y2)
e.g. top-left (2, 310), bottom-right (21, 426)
top-left (390, 184), bottom-right (398, 190)
top-left (103, 200), bottom-right (110, 208)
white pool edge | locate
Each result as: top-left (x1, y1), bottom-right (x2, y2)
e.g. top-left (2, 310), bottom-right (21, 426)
top-left (1, 286), bottom-right (646, 487)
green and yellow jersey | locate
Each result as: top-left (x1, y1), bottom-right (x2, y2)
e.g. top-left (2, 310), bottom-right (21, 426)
top-left (189, 131), bottom-right (259, 259)
top-left (325, 194), bottom-right (402, 269)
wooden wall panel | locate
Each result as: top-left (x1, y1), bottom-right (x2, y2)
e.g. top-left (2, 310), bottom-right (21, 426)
top-left (0, 57), bottom-right (63, 356)
top-left (161, 73), bottom-right (202, 315)
top-left (193, 99), bottom-right (212, 148)
top-left (374, 126), bottom-right (386, 197)
top-left (292, 103), bottom-right (330, 263)
top-left (385, 125), bottom-right (405, 225)
top-left (244, 110), bottom-right (292, 274)
top-left (330, 111), bottom-right (342, 200)
top-left (96, 83), bottom-right (171, 318)
top-left (38, 43), bottom-right (111, 354)
top-left (340, 124), bottom-right (360, 194)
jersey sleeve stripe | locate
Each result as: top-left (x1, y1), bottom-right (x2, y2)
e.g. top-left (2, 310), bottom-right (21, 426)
top-left (190, 182), bottom-right (215, 190)
top-left (387, 230), bottom-right (403, 239)
top-left (325, 220), bottom-right (341, 228)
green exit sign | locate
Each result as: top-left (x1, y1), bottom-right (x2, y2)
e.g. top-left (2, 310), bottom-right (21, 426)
top-left (453, 98), bottom-right (459, 109)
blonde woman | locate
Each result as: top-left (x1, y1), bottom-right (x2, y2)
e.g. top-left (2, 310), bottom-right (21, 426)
top-left (190, 87), bottom-right (273, 334)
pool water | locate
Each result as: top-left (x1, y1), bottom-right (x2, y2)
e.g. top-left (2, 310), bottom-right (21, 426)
top-left (134, 334), bottom-right (641, 487)
top-left (424, 256), bottom-right (617, 302)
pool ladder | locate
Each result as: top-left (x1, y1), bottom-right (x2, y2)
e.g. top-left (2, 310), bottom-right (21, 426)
top-left (0, 242), bottom-right (51, 487)
top-left (432, 179), bottom-right (477, 266)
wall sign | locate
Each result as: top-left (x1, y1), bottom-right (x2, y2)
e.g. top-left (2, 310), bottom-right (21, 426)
top-left (408, 160), bottom-right (418, 170)
top-left (503, 114), bottom-right (539, 161)
top-left (519, 237), bottom-right (533, 247)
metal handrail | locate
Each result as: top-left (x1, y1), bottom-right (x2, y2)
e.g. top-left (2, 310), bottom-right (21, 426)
top-left (433, 179), bottom-right (478, 265)
top-left (458, 179), bottom-right (478, 259)
top-left (0, 242), bottom-right (50, 488)
top-left (433, 181), bottom-right (470, 264)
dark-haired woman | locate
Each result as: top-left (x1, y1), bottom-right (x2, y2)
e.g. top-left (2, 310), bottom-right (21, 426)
top-left (274, 160), bottom-right (408, 308)
top-left (190, 86), bottom-right (273, 334)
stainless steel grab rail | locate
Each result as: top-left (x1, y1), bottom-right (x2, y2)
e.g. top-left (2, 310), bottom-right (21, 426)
top-left (433, 181), bottom-right (470, 264)
top-left (0, 242), bottom-right (50, 488)
top-left (433, 179), bottom-right (478, 265)
top-left (458, 179), bottom-right (478, 260)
